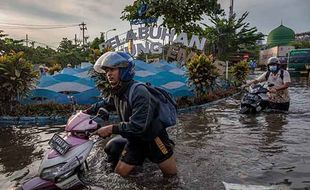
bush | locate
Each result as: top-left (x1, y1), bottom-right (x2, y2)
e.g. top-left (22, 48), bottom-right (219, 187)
top-left (230, 60), bottom-right (249, 86)
top-left (48, 63), bottom-right (62, 75)
top-left (186, 54), bottom-right (219, 97)
top-left (0, 51), bottom-right (38, 114)
top-left (1, 102), bottom-right (88, 117)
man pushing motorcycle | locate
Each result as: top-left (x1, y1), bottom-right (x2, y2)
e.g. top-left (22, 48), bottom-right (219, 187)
top-left (242, 57), bottom-right (291, 111)
top-left (84, 51), bottom-right (177, 177)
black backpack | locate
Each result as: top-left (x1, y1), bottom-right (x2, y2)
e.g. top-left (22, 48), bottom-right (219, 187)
top-left (128, 82), bottom-right (177, 128)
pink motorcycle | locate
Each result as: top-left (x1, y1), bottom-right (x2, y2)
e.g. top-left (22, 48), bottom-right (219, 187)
top-left (20, 108), bottom-right (109, 190)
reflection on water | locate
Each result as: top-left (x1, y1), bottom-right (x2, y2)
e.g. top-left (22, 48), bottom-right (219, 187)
top-left (0, 77), bottom-right (309, 190)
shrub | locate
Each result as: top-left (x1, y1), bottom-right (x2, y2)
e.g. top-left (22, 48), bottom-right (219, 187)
top-left (186, 54), bottom-right (219, 97)
top-left (230, 60), bottom-right (249, 86)
top-left (1, 102), bottom-right (88, 117)
top-left (0, 51), bottom-right (38, 114)
top-left (48, 63), bottom-right (62, 75)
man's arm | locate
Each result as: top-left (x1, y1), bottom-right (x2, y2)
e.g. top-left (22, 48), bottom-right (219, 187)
top-left (84, 96), bottom-right (115, 115)
top-left (243, 72), bottom-right (267, 88)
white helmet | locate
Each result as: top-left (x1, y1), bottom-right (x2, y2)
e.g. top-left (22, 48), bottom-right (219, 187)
top-left (266, 57), bottom-right (280, 66)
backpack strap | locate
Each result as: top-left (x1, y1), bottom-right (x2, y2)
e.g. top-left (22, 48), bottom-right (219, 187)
top-left (128, 82), bottom-right (144, 108)
top-left (265, 71), bottom-right (270, 81)
top-left (280, 69), bottom-right (284, 80)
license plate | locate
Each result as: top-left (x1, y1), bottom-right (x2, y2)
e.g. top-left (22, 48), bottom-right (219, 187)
top-left (48, 134), bottom-right (70, 155)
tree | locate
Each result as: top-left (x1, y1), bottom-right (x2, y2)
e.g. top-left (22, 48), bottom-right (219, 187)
top-left (1, 38), bottom-right (25, 53)
top-left (55, 38), bottom-right (87, 68)
top-left (90, 35), bottom-right (105, 50)
top-left (121, 0), bottom-right (222, 33)
top-left (203, 12), bottom-right (264, 60)
top-left (0, 30), bottom-right (8, 53)
top-left (57, 38), bottom-right (77, 53)
top-left (289, 40), bottom-right (310, 49)
top-left (28, 46), bottom-right (56, 66)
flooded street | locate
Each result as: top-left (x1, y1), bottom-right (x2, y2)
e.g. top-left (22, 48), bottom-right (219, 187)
top-left (0, 77), bottom-right (310, 190)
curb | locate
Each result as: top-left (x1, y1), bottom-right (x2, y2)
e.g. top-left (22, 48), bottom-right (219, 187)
top-left (0, 92), bottom-right (242, 126)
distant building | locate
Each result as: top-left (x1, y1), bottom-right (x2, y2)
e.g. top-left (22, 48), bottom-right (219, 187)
top-left (259, 24), bottom-right (296, 65)
top-left (295, 32), bottom-right (310, 41)
top-left (267, 24), bottom-right (295, 47)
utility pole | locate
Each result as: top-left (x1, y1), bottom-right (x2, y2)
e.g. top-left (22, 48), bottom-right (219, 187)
top-left (100, 32), bottom-right (105, 40)
top-left (79, 22), bottom-right (87, 47)
top-left (229, 0), bottom-right (234, 18)
top-left (74, 34), bottom-right (78, 45)
top-left (25, 34), bottom-right (29, 47)
top-left (30, 41), bottom-right (35, 48)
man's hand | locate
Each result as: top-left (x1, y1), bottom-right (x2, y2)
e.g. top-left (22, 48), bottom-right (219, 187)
top-left (95, 125), bottom-right (113, 137)
top-left (268, 87), bottom-right (277, 93)
top-left (241, 84), bottom-right (249, 89)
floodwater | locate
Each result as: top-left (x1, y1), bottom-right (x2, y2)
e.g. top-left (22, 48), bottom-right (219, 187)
top-left (0, 77), bottom-right (310, 190)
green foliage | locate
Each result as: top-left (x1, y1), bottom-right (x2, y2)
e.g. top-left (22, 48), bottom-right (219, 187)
top-left (121, 0), bottom-right (222, 33)
top-left (186, 54), bottom-right (219, 96)
top-left (230, 60), bottom-right (249, 85)
top-left (0, 51), bottom-right (38, 113)
top-left (88, 48), bottom-right (103, 64)
top-left (2, 102), bottom-right (88, 117)
top-left (55, 38), bottom-right (87, 68)
top-left (289, 40), bottom-right (310, 49)
top-left (48, 64), bottom-right (62, 75)
top-left (203, 12), bottom-right (264, 60)
top-left (0, 37), bottom-right (25, 53)
top-left (89, 68), bottom-right (111, 97)
top-left (90, 35), bottom-right (105, 50)
top-left (31, 46), bottom-right (56, 66)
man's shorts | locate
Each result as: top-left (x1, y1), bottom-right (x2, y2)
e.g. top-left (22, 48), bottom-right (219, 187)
top-left (120, 130), bottom-right (174, 166)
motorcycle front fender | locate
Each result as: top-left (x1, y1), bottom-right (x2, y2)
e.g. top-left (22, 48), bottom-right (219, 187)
top-left (21, 177), bottom-right (58, 190)
top-left (239, 106), bottom-right (251, 114)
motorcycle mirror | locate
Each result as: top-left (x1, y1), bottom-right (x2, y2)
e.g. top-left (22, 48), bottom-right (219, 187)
top-left (97, 108), bottom-right (109, 121)
top-left (89, 108), bottom-right (109, 123)
top-left (98, 108), bottom-right (108, 116)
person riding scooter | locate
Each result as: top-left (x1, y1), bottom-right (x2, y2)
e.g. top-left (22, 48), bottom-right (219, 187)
top-left (242, 57), bottom-right (291, 111)
top-left (84, 51), bottom-right (177, 177)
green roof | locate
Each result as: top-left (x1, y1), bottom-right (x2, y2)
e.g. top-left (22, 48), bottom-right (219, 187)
top-left (267, 24), bottom-right (295, 47)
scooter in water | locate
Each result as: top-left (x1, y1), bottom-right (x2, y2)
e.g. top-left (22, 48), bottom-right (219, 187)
top-left (240, 83), bottom-right (274, 114)
top-left (20, 108), bottom-right (109, 190)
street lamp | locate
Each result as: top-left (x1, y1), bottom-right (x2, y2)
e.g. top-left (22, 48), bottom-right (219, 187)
top-left (105, 28), bottom-right (116, 41)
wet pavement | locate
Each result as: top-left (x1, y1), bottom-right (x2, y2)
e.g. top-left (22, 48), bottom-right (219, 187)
top-left (0, 77), bottom-right (309, 190)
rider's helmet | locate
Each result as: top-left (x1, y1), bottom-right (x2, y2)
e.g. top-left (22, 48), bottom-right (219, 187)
top-left (266, 57), bottom-right (280, 73)
top-left (94, 51), bottom-right (135, 81)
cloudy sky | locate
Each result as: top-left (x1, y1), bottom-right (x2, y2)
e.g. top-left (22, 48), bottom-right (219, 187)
top-left (0, 0), bottom-right (309, 48)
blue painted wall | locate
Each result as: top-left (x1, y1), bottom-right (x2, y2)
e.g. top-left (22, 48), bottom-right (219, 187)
top-left (21, 60), bottom-right (194, 105)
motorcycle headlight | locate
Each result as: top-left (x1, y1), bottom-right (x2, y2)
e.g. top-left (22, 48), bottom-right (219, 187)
top-left (40, 163), bottom-right (66, 181)
top-left (56, 169), bottom-right (76, 182)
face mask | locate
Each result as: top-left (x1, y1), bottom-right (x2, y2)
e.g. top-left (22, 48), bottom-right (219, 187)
top-left (269, 65), bottom-right (278, 73)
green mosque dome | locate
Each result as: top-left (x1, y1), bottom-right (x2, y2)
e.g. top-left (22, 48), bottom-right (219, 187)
top-left (267, 24), bottom-right (295, 47)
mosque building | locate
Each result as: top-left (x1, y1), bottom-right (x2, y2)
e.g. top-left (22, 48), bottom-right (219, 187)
top-left (259, 24), bottom-right (296, 65)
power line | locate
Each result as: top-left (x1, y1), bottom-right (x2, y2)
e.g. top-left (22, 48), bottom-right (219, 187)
top-left (0, 22), bottom-right (79, 27)
top-left (0, 24), bottom-right (78, 30)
